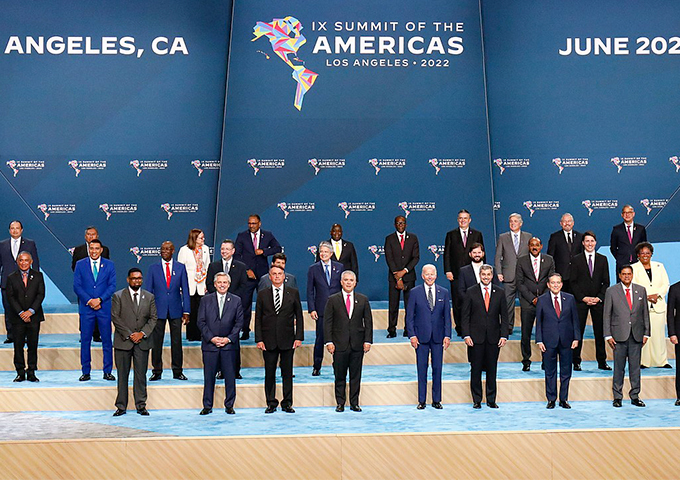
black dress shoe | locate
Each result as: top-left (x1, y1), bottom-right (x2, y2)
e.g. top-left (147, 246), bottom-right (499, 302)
top-left (235, 373), bottom-right (243, 380)
top-left (473, 402), bottom-right (481, 409)
top-left (522, 365), bottom-right (530, 372)
top-left (103, 373), bottom-right (116, 381)
top-left (546, 401), bottom-right (556, 409)
top-left (27, 374), bottom-right (39, 382)
top-left (282, 406), bottom-right (295, 413)
top-left (573, 364), bottom-right (582, 371)
top-left (216, 371), bottom-right (223, 379)
top-left (240, 332), bottom-right (249, 341)
top-left (312, 369), bottom-right (321, 376)
top-left (612, 399), bottom-right (622, 407)
top-left (432, 402), bottom-right (443, 409)
top-left (675, 399), bottom-right (680, 406)
top-left (662, 364), bottom-right (673, 369)
top-left (4, 338), bottom-right (13, 344)
top-left (13, 374), bottom-right (25, 382)
top-left (265, 406), bottom-right (277, 414)
top-left (93, 335), bottom-right (102, 343)
top-left (225, 407), bottom-right (235, 414)
top-left (631, 398), bottom-right (646, 407)
top-left (350, 405), bottom-right (362, 412)
top-left (173, 373), bottom-right (188, 380)
top-left (149, 373), bottom-right (162, 381)
top-left (559, 401), bottom-right (571, 409)
top-left (386, 332), bottom-right (396, 338)
top-left (402, 331), bottom-right (408, 337)
top-left (113, 409), bottom-right (126, 417)
top-left (487, 402), bottom-right (499, 409)
top-left (599, 364), bottom-right (612, 371)
top-left (640, 365), bottom-right (648, 369)
top-left (200, 408), bottom-right (212, 415)
top-left (417, 402), bottom-right (426, 410)
top-left (137, 408), bottom-right (150, 416)
top-left (336, 405), bottom-right (345, 412)
top-left (79, 374), bottom-right (91, 382)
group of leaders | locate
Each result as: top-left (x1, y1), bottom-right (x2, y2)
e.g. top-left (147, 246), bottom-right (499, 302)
top-left (2, 202), bottom-right (680, 415)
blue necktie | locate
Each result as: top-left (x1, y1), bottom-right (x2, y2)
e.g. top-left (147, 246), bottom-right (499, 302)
top-left (92, 262), bottom-right (99, 281)
top-left (324, 264), bottom-right (331, 285)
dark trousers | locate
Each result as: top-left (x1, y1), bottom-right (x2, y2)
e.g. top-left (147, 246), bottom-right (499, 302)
top-left (449, 279), bottom-right (463, 336)
top-left (240, 279), bottom-right (258, 334)
top-left (151, 317), bottom-right (184, 375)
top-left (388, 279), bottom-right (414, 334)
top-left (519, 299), bottom-right (536, 366)
top-left (333, 348), bottom-right (364, 406)
top-left (263, 347), bottom-right (295, 408)
top-left (80, 310), bottom-right (113, 375)
top-left (574, 302), bottom-right (606, 367)
top-left (186, 294), bottom-right (203, 341)
top-left (416, 341), bottom-right (444, 403)
top-left (470, 341), bottom-right (500, 404)
top-left (202, 348), bottom-right (236, 409)
top-left (613, 334), bottom-right (642, 400)
top-left (114, 345), bottom-right (150, 411)
top-left (313, 316), bottom-right (325, 370)
top-left (13, 320), bottom-right (40, 374)
top-left (502, 281), bottom-right (518, 334)
top-left (675, 343), bottom-right (680, 400)
top-left (543, 340), bottom-right (573, 402)
top-left (1, 289), bottom-right (12, 340)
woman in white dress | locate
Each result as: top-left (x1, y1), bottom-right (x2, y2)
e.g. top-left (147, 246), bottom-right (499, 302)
top-left (631, 242), bottom-right (671, 368)
top-left (177, 229), bottom-right (210, 341)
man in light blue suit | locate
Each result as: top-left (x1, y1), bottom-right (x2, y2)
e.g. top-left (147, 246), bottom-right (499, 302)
top-left (406, 264), bottom-right (452, 409)
top-left (73, 239), bottom-right (116, 381)
top-left (307, 241), bottom-right (343, 376)
top-left (146, 241), bottom-right (191, 381)
top-left (535, 273), bottom-right (580, 409)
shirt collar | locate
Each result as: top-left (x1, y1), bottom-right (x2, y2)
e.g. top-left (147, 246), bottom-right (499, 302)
top-left (128, 287), bottom-right (140, 299)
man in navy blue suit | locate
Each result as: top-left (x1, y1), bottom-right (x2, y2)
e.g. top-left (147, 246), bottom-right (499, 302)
top-left (610, 204), bottom-right (647, 273)
top-left (406, 264), bottom-right (452, 409)
top-left (536, 273), bottom-right (580, 409)
top-left (146, 241), bottom-right (191, 381)
top-left (234, 214), bottom-right (282, 340)
top-left (198, 272), bottom-right (243, 415)
top-left (307, 241), bottom-right (343, 376)
top-left (0, 221), bottom-right (39, 343)
top-left (73, 239), bottom-right (117, 381)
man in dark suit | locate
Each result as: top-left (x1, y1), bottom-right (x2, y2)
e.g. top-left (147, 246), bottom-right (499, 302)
top-left (516, 237), bottom-right (555, 371)
top-left (457, 243), bottom-right (501, 296)
top-left (146, 241), bottom-right (190, 381)
top-left (536, 274), bottom-right (580, 409)
top-left (317, 224), bottom-right (359, 280)
top-left (406, 264), bottom-right (452, 409)
top-left (384, 215), bottom-right (420, 338)
top-left (604, 265), bottom-right (650, 407)
top-left (5, 252), bottom-right (44, 382)
top-left (71, 226), bottom-right (109, 343)
top-left (547, 213), bottom-right (583, 293)
top-left (610, 204), bottom-right (647, 273)
top-left (255, 265), bottom-right (304, 413)
top-left (234, 214), bottom-right (282, 340)
top-left (461, 264), bottom-right (509, 408)
top-left (444, 209), bottom-right (484, 336)
top-left (73, 239), bottom-right (117, 382)
top-left (258, 253), bottom-right (298, 290)
top-left (198, 272), bottom-right (243, 415)
top-left (111, 268), bottom-right (157, 416)
top-left (324, 270), bottom-right (372, 412)
top-left (667, 280), bottom-right (680, 406)
top-left (307, 241), bottom-right (343, 376)
top-left (0, 220), bottom-right (39, 344)
top-left (570, 231), bottom-right (611, 371)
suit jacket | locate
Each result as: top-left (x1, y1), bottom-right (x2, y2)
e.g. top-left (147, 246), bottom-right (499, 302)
top-left (461, 283), bottom-right (509, 344)
top-left (0, 237), bottom-right (39, 288)
top-left (405, 284), bottom-right (452, 344)
top-left (316, 239), bottom-right (359, 280)
top-left (631, 261), bottom-right (670, 315)
top-left (307, 260), bottom-right (343, 315)
top-left (547, 230), bottom-right (584, 282)
top-left (111, 288), bottom-right (157, 350)
top-left (494, 231), bottom-right (532, 283)
top-left (73, 257), bottom-right (117, 315)
top-left (516, 254), bottom-right (556, 304)
top-left (324, 291), bottom-right (373, 351)
top-left (71, 243), bottom-right (110, 271)
top-left (603, 283), bottom-right (650, 342)
top-left (255, 286), bottom-right (304, 350)
top-left (5, 269), bottom-right (45, 324)
top-left (197, 292), bottom-right (243, 352)
top-left (457, 264), bottom-right (501, 297)
top-left (234, 229), bottom-right (282, 279)
top-left (570, 252), bottom-right (610, 304)
top-left (206, 259), bottom-right (248, 297)
top-left (610, 222), bottom-right (647, 269)
top-left (666, 281), bottom-right (680, 338)
top-left (443, 228), bottom-right (484, 278)
top-left (258, 273), bottom-right (298, 291)
top-left (145, 260), bottom-right (191, 319)
top-left (384, 232), bottom-right (419, 283)
top-left (535, 291), bottom-right (580, 348)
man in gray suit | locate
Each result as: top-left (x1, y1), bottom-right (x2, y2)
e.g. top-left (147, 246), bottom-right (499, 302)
top-left (603, 265), bottom-right (650, 408)
top-left (111, 268), bottom-right (157, 416)
top-left (494, 213), bottom-right (532, 335)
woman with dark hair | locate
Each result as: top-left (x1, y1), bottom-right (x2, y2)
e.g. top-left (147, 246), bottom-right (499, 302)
top-left (631, 242), bottom-right (671, 368)
top-left (177, 229), bottom-right (210, 341)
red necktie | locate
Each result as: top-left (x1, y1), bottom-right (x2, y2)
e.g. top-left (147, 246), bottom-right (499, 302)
top-left (554, 296), bottom-right (561, 317)
top-left (484, 288), bottom-right (490, 312)
top-left (165, 262), bottom-right (171, 288)
top-left (22, 272), bottom-right (28, 287)
top-left (346, 294), bottom-right (352, 316)
top-left (626, 288), bottom-right (632, 310)
top-left (399, 234), bottom-right (404, 250)
top-left (626, 225), bottom-right (633, 244)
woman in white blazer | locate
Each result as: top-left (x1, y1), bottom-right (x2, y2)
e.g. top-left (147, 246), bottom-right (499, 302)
top-left (631, 242), bottom-right (671, 368)
top-left (177, 229), bottom-right (210, 341)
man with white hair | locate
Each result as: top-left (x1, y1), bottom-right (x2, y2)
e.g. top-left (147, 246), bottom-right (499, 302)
top-left (547, 213), bottom-right (583, 294)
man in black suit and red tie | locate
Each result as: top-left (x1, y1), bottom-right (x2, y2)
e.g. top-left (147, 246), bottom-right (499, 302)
top-left (317, 224), bottom-right (359, 280)
top-left (547, 213), bottom-right (583, 294)
top-left (444, 209), bottom-right (484, 336)
top-left (255, 265), bottom-right (304, 413)
top-left (570, 231), bottom-right (611, 371)
top-left (384, 216), bottom-right (420, 338)
top-left (610, 204), bottom-right (647, 273)
top-left (461, 264), bottom-right (509, 408)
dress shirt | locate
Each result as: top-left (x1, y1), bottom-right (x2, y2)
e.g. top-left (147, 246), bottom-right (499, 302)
top-left (11, 237), bottom-right (21, 259)
top-left (164, 259), bottom-right (173, 274)
top-left (222, 258), bottom-right (232, 273)
top-left (129, 287), bottom-right (140, 305)
top-left (252, 230), bottom-right (261, 250)
top-left (331, 239), bottom-right (343, 258)
top-left (272, 285), bottom-right (284, 304)
top-left (91, 258), bottom-right (101, 275)
top-left (472, 262), bottom-right (482, 283)
top-left (563, 230), bottom-right (573, 244)
top-left (552, 293), bottom-right (562, 312)
top-left (460, 228), bottom-right (469, 243)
